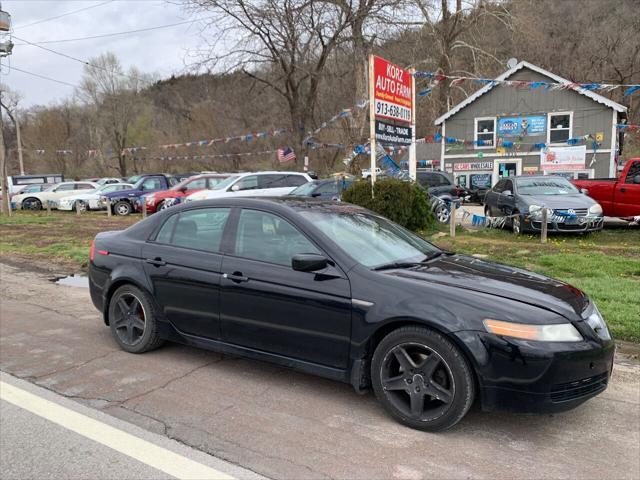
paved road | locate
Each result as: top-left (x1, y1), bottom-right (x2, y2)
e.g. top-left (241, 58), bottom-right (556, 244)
top-left (0, 373), bottom-right (262, 480)
top-left (1, 262), bottom-right (639, 479)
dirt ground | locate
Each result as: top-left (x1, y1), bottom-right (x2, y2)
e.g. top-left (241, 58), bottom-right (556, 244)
top-left (1, 261), bottom-right (639, 480)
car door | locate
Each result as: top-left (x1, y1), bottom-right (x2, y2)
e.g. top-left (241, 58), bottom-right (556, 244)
top-left (496, 179), bottom-right (516, 215)
top-left (484, 179), bottom-right (505, 215)
top-left (255, 173), bottom-right (295, 196)
top-left (229, 175), bottom-right (259, 197)
top-left (142, 207), bottom-right (232, 340)
top-left (614, 162), bottom-right (640, 216)
top-left (219, 208), bottom-right (352, 369)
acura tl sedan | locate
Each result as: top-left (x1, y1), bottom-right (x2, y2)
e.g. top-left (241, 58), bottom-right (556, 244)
top-left (484, 175), bottom-right (604, 234)
top-left (89, 198), bottom-right (614, 431)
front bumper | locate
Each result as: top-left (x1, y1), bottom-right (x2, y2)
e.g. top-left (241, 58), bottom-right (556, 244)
top-left (453, 329), bottom-right (615, 414)
top-left (524, 214), bottom-right (604, 233)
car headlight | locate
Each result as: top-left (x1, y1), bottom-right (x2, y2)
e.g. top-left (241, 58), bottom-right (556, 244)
top-left (588, 203), bottom-right (603, 216)
top-left (529, 205), bottom-right (542, 213)
top-left (483, 319), bottom-right (583, 342)
top-left (585, 303), bottom-right (611, 340)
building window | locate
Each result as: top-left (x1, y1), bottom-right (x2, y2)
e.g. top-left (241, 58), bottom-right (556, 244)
top-left (548, 112), bottom-right (572, 145)
top-left (474, 117), bottom-right (495, 149)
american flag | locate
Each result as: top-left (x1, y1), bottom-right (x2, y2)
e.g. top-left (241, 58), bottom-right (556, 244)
top-left (277, 147), bottom-right (296, 163)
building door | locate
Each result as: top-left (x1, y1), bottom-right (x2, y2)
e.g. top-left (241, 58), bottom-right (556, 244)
top-left (492, 158), bottom-right (522, 185)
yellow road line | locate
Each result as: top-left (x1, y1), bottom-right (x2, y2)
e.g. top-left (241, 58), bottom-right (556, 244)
top-left (0, 381), bottom-right (235, 480)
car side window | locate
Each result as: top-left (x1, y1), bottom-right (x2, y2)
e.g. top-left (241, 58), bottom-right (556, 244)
top-left (185, 178), bottom-right (207, 190)
top-left (207, 177), bottom-right (225, 189)
top-left (258, 174), bottom-right (287, 189)
top-left (503, 180), bottom-right (514, 193)
top-left (76, 183), bottom-right (95, 190)
top-left (493, 180), bottom-right (506, 193)
top-left (141, 178), bottom-right (162, 191)
top-left (155, 208), bottom-right (231, 253)
top-left (625, 162), bottom-right (640, 184)
top-left (435, 174), bottom-right (451, 186)
top-left (234, 209), bottom-right (320, 266)
top-left (54, 184), bottom-right (75, 191)
top-left (234, 175), bottom-right (258, 191)
top-left (315, 182), bottom-right (338, 195)
top-left (285, 175), bottom-right (307, 187)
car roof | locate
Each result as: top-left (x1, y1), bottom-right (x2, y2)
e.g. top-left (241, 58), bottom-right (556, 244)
top-left (236, 171), bottom-right (308, 177)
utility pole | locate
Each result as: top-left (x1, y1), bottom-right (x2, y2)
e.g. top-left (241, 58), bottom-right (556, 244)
top-left (15, 109), bottom-right (23, 175)
top-left (0, 3), bottom-right (11, 215)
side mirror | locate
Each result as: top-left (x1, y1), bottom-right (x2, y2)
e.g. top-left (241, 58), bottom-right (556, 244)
top-left (230, 184), bottom-right (240, 192)
top-left (634, 174), bottom-right (640, 184)
top-left (502, 190), bottom-right (513, 197)
top-left (580, 188), bottom-right (589, 195)
top-left (292, 253), bottom-right (328, 272)
top-left (179, 186), bottom-right (188, 193)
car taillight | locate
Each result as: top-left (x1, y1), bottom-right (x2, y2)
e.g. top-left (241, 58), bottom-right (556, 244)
top-left (89, 240), bottom-right (95, 262)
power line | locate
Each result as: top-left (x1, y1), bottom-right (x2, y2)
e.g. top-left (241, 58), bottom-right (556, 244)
top-left (12, 1), bottom-right (114, 30)
top-left (25, 17), bottom-right (210, 44)
top-left (8, 65), bottom-right (77, 88)
top-left (12, 34), bottom-right (149, 85)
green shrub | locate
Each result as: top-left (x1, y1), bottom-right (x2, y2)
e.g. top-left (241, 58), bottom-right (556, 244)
top-left (342, 178), bottom-right (434, 231)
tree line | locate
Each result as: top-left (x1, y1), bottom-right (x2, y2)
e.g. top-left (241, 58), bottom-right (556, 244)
top-left (1, 0), bottom-right (638, 180)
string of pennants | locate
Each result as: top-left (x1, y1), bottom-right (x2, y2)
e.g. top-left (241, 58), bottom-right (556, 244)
top-left (413, 71), bottom-right (640, 98)
top-left (616, 124), bottom-right (640, 132)
top-left (303, 100), bottom-right (369, 145)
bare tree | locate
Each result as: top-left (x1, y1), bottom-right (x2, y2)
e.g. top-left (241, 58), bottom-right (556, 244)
top-left (77, 52), bottom-right (150, 177)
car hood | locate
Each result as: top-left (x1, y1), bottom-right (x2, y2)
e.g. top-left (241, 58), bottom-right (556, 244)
top-left (519, 194), bottom-right (597, 209)
top-left (103, 188), bottom-right (142, 198)
top-left (383, 255), bottom-right (589, 319)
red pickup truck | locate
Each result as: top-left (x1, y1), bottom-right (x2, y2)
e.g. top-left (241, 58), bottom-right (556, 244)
top-left (572, 158), bottom-right (640, 218)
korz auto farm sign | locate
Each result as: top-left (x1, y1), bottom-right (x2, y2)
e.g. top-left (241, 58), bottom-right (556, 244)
top-left (372, 56), bottom-right (412, 123)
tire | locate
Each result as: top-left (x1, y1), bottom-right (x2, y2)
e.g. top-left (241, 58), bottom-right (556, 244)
top-left (22, 197), bottom-right (42, 210)
top-left (107, 284), bottom-right (164, 354)
top-left (511, 212), bottom-right (522, 236)
top-left (371, 326), bottom-right (474, 432)
top-left (434, 203), bottom-right (450, 224)
top-left (113, 200), bottom-right (132, 216)
top-left (157, 200), bottom-right (168, 211)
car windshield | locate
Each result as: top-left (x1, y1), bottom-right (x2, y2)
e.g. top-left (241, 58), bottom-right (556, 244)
top-left (516, 177), bottom-right (578, 195)
top-left (289, 182), bottom-right (319, 196)
top-left (210, 175), bottom-right (239, 190)
top-left (304, 209), bottom-right (440, 268)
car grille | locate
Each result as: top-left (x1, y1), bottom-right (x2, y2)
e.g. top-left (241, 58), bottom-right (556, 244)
top-left (550, 372), bottom-right (608, 403)
top-left (552, 208), bottom-right (589, 217)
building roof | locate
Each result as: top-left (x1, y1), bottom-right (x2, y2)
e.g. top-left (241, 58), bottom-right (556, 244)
top-left (434, 61), bottom-right (627, 126)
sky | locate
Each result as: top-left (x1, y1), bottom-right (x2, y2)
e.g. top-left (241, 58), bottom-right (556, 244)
top-left (1, 0), bottom-right (210, 107)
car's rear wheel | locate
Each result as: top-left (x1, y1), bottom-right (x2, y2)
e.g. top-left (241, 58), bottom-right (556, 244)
top-left (22, 197), bottom-right (42, 210)
top-left (371, 326), bottom-right (474, 431)
top-left (113, 200), bottom-right (132, 216)
top-left (74, 200), bottom-right (87, 212)
top-left (108, 285), bottom-right (164, 353)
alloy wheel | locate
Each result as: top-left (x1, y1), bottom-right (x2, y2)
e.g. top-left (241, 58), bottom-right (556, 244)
top-left (380, 342), bottom-right (455, 421)
top-left (23, 198), bottom-right (42, 210)
top-left (435, 205), bottom-right (450, 224)
top-left (111, 293), bottom-right (146, 346)
top-left (115, 202), bottom-right (131, 216)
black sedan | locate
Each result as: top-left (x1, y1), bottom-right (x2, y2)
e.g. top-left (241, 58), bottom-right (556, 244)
top-left (484, 175), bottom-right (604, 234)
top-left (89, 198), bottom-right (614, 431)
top-left (288, 178), bottom-right (353, 200)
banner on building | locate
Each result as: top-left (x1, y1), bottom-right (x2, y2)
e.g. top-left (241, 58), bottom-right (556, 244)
top-left (453, 161), bottom-right (494, 171)
top-left (541, 145), bottom-right (586, 171)
top-left (497, 116), bottom-right (547, 137)
top-left (375, 119), bottom-right (412, 145)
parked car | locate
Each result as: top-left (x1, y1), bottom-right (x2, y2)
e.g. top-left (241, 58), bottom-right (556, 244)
top-left (140, 173), bottom-right (232, 214)
top-left (90, 197), bottom-right (613, 432)
top-left (100, 174), bottom-right (178, 216)
top-left (58, 183), bottom-right (134, 212)
top-left (416, 170), bottom-right (458, 197)
top-left (572, 158), bottom-right (640, 219)
top-left (7, 173), bottom-right (64, 195)
top-left (288, 178), bottom-right (353, 200)
top-left (97, 177), bottom-right (124, 186)
top-left (484, 175), bottom-right (604, 235)
top-left (186, 172), bottom-right (311, 202)
top-left (361, 167), bottom-right (383, 179)
top-left (12, 181), bottom-right (100, 210)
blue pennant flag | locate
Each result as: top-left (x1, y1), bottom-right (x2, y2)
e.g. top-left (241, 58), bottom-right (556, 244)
top-left (624, 86), bottom-right (640, 96)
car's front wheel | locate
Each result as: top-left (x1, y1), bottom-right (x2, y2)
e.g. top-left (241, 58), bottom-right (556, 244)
top-left (108, 285), bottom-right (164, 353)
top-left (113, 200), bottom-right (132, 216)
top-left (22, 197), bottom-right (42, 210)
top-left (371, 326), bottom-right (474, 431)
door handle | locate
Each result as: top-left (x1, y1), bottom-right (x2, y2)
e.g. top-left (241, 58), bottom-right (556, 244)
top-left (620, 187), bottom-right (626, 193)
top-left (223, 272), bottom-right (249, 283)
top-left (146, 257), bottom-right (167, 267)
